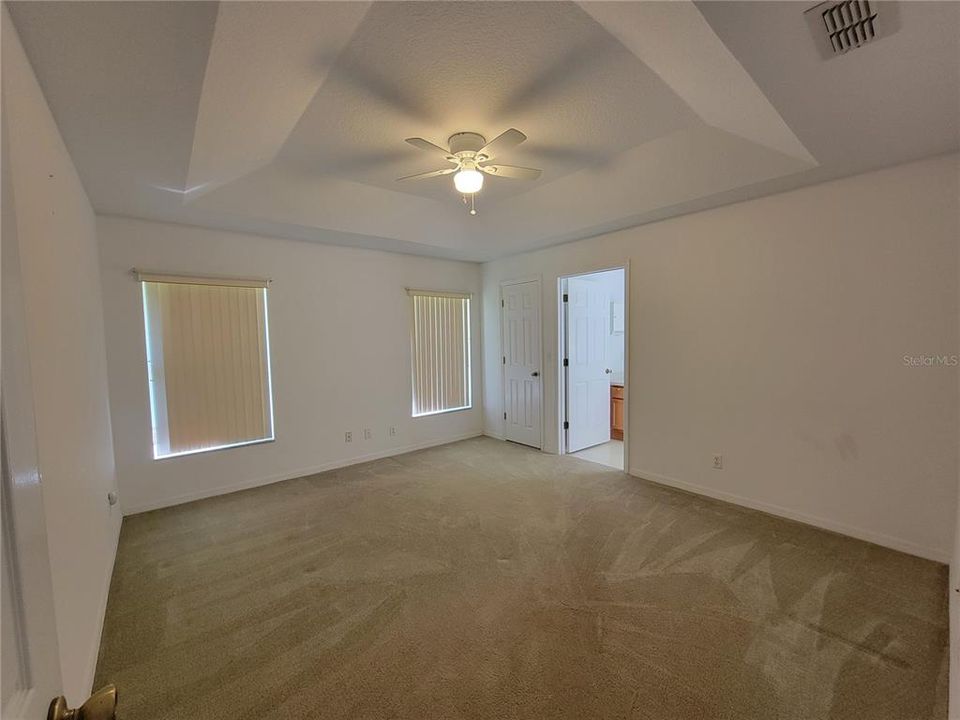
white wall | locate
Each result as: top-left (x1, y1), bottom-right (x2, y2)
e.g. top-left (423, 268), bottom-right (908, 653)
top-left (2, 11), bottom-right (121, 703)
top-left (482, 153), bottom-right (959, 562)
top-left (97, 217), bottom-right (484, 513)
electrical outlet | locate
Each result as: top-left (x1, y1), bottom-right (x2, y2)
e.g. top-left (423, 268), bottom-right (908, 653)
top-left (345, 431), bottom-right (353, 443)
top-left (712, 454), bottom-right (723, 470)
top-left (363, 428), bottom-right (372, 440)
top-left (389, 426), bottom-right (397, 437)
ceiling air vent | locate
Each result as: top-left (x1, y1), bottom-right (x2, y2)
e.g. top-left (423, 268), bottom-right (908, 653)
top-left (804, 1), bottom-right (900, 59)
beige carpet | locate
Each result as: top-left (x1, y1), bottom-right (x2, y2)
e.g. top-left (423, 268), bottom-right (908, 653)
top-left (95, 437), bottom-right (948, 720)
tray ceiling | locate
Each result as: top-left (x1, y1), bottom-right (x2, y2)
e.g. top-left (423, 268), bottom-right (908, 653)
top-left (7, 1), bottom-right (958, 261)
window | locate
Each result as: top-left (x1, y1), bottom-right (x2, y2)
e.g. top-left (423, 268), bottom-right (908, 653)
top-left (138, 272), bottom-right (275, 459)
top-left (408, 289), bottom-right (472, 417)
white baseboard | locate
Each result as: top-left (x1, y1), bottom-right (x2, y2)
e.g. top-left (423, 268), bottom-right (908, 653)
top-left (629, 467), bottom-right (949, 564)
top-left (483, 430), bottom-right (505, 441)
top-left (124, 431), bottom-right (484, 515)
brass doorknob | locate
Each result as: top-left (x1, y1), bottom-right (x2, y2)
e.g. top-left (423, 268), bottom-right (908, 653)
top-left (48, 684), bottom-right (117, 720)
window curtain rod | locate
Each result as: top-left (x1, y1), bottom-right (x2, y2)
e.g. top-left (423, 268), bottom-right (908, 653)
top-left (406, 288), bottom-right (472, 299)
top-left (133, 269), bottom-right (271, 289)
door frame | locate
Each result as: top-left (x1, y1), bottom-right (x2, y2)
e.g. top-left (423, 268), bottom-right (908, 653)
top-left (499, 276), bottom-right (544, 450)
top-left (557, 263), bottom-right (630, 470)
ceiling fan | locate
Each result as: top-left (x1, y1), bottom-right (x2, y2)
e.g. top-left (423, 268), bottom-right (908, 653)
top-left (397, 129), bottom-right (542, 214)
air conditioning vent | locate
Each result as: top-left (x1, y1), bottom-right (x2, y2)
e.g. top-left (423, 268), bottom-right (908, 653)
top-left (805, 1), bottom-right (900, 59)
top-left (825, 1), bottom-right (876, 52)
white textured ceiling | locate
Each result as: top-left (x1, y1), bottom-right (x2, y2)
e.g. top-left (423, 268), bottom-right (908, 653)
top-left (6, 1), bottom-right (959, 261)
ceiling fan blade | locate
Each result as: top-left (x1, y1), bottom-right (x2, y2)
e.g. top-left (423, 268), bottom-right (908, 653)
top-left (405, 138), bottom-right (454, 158)
top-left (479, 164), bottom-right (542, 181)
top-left (396, 167), bottom-right (456, 182)
top-left (476, 129), bottom-right (527, 161)
top-left (496, 40), bottom-right (615, 117)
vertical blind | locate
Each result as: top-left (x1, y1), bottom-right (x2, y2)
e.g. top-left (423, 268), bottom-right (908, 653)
top-left (408, 290), bottom-right (472, 417)
top-left (139, 272), bottom-right (274, 458)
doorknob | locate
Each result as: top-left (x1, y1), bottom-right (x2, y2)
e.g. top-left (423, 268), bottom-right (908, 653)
top-left (48, 684), bottom-right (117, 720)
top-left (531, 371), bottom-right (539, 377)
top-left (604, 368), bottom-right (612, 374)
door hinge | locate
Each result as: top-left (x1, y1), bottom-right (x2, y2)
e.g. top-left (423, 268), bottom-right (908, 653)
top-left (502, 356), bottom-right (506, 364)
top-left (563, 358), bottom-right (568, 367)
top-left (504, 412), bottom-right (507, 420)
top-left (562, 293), bottom-right (568, 302)
top-left (563, 421), bottom-right (569, 430)
top-left (501, 299), bottom-right (504, 307)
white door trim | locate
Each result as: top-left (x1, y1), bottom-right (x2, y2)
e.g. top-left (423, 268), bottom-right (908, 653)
top-left (500, 276), bottom-right (543, 450)
top-left (558, 263), bottom-right (630, 470)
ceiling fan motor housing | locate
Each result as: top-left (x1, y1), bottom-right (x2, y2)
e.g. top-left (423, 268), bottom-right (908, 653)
top-left (448, 132), bottom-right (486, 157)
top-left (397, 128), bottom-right (540, 196)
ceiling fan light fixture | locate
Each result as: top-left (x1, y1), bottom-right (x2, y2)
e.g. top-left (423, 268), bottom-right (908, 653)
top-left (454, 168), bottom-right (483, 194)
top-left (399, 130), bottom-right (539, 211)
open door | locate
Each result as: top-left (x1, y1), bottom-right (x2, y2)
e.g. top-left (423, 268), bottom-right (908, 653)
top-left (1, 92), bottom-right (116, 720)
top-left (0, 88), bottom-right (65, 719)
top-left (564, 275), bottom-right (611, 453)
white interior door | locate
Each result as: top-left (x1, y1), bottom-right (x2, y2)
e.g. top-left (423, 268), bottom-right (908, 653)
top-left (565, 276), bottom-right (611, 453)
top-left (501, 280), bottom-right (541, 448)
top-left (1, 105), bottom-right (64, 719)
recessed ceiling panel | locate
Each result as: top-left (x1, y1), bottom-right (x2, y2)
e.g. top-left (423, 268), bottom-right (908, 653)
top-left (278, 1), bottom-right (701, 204)
top-left (186, 1), bottom-right (373, 197)
top-left (6, 1), bottom-right (218, 208)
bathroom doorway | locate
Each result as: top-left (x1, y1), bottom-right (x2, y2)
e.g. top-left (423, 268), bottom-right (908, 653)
top-left (559, 267), bottom-right (626, 470)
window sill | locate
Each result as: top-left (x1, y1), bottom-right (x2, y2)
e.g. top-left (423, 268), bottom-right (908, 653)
top-left (412, 406), bottom-right (473, 418)
top-left (153, 436), bottom-right (275, 460)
